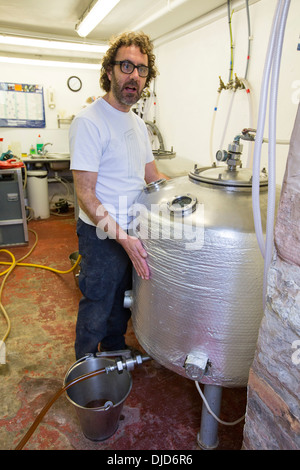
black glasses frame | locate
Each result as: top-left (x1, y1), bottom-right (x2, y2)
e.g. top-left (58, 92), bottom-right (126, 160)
top-left (113, 60), bottom-right (149, 77)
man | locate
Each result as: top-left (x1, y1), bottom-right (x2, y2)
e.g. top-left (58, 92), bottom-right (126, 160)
top-left (69, 32), bottom-right (167, 360)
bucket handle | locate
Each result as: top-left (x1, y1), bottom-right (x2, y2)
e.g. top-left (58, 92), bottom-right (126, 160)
top-left (103, 400), bottom-right (114, 410)
top-left (64, 353), bottom-right (95, 379)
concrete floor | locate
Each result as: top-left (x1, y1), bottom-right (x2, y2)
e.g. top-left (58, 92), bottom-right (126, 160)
top-left (0, 213), bottom-right (247, 451)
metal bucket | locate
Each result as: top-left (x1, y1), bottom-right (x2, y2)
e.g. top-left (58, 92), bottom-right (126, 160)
top-left (64, 355), bottom-right (132, 441)
top-left (69, 251), bottom-right (80, 287)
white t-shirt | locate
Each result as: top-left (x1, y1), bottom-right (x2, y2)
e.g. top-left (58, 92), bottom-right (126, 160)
top-left (69, 98), bottom-right (154, 229)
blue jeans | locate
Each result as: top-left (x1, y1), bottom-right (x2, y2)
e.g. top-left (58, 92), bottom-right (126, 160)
top-left (75, 219), bottom-right (132, 359)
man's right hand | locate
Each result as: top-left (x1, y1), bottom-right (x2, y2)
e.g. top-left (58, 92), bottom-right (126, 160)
top-left (119, 235), bottom-right (150, 280)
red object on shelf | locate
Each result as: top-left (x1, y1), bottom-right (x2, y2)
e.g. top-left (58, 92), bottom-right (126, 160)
top-left (0, 159), bottom-right (24, 169)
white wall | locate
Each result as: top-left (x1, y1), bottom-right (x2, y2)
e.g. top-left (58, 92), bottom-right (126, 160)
top-left (0, 63), bottom-right (101, 156)
top-left (1, 0), bottom-right (299, 187)
top-left (153, 0), bottom-right (300, 185)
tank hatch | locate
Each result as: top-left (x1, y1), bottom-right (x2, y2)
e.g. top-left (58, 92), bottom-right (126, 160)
top-left (189, 165), bottom-right (268, 188)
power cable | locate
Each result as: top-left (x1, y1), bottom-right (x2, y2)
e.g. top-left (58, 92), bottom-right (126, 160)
top-left (0, 228), bottom-right (81, 348)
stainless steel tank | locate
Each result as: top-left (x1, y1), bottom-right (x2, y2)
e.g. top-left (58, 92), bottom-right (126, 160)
top-left (130, 160), bottom-right (273, 388)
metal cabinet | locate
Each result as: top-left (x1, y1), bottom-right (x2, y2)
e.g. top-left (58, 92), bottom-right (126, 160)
top-left (0, 168), bottom-right (28, 247)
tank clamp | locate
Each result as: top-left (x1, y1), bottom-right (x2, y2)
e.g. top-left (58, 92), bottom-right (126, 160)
top-left (184, 353), bottom-right (209, 381)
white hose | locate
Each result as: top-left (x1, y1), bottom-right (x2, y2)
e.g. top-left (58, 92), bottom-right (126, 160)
top-left (262, 138), bottom-right (290, 145)
top-left (219, 90), bottom-right (236, 151)
top-left (263, 0), bottom-right (291, 304)
top-left (195, 382), bottom-right (245, 426)
top-left (251, 0), bottom-right (291, 307)
top-left (240, 77), bottom-right (254, 168)
top-left (252, 0), bottom-right (282, 259)
top-left (216, 83), bottom-right (253, 167)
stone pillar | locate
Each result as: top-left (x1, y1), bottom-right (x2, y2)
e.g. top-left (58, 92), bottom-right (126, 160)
top-left (242, 104), bottom-right (300, 450)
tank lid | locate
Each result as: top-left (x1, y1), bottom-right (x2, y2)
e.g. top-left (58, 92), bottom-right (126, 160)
top-left (189, 165), bottom-right (268, 187)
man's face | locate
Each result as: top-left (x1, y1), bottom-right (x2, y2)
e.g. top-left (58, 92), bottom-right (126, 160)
top-left (107, 45), bottom-right (148, 111)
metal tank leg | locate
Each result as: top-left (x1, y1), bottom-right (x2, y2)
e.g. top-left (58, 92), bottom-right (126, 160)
top-left (197, 384), bottom-right (222, 450)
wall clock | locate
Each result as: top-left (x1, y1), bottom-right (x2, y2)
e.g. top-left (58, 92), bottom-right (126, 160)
top-left (67, 76), bottom-right (82, 92)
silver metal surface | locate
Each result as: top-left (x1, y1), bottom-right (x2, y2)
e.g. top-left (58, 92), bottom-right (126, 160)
top-left (131, 166), bottom-right (276, 387)
top-left (197, 385), bottom-right (222, 450)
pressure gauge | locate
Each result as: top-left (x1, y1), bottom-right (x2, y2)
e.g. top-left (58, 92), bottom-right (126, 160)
top-left (216, 150), bottom-right (228, 162)
top-left (67, 76), bottom-right (82, 92)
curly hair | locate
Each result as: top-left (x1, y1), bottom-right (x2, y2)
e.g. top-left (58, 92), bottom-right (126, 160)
top-left (100, 31), bottom-right (158, 92)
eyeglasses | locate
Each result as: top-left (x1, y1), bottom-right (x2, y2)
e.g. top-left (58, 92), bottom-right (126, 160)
top-left (113, 60), bottom-right (149, 77)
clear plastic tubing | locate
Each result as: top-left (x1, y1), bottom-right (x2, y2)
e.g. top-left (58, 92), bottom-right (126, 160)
top-left (264, 0), bottom-right (291, 303)
top-left (251, 0), bottom-right (291, 307)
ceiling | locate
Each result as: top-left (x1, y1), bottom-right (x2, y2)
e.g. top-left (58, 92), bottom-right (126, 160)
top-left (0, 0), bottom-right (227, 63)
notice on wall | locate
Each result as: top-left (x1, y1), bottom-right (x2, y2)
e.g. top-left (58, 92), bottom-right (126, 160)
top-left (0, 82), bottom-right (45, 128)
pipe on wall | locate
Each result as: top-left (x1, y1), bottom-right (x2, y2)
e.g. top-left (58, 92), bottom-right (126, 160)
top-left (153, 0), bottom-right (261, 48)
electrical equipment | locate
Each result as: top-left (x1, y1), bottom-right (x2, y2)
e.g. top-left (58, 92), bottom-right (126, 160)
top-left (0, 168), bottom-right (28, 247)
